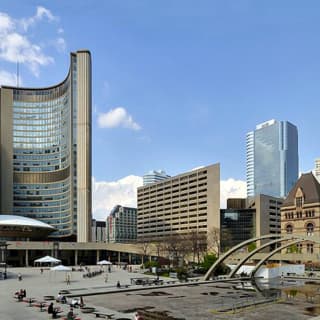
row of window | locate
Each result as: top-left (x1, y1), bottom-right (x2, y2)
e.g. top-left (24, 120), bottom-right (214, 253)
top-left (286, 223), bottom-right (315, 236)
top-left (284, 210), bottom-right (315, 220)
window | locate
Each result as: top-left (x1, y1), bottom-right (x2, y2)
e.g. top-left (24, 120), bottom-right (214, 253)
top-left (296, 196), bottom-right (303, 208)
top-left (286, 224), bottom-right (293, 234)
top-left (306, 223), bottom-right (314, 236)
top-left (297, 243), bottom-right (303, 253)
top-left (307, 243), bottom-right (314, 254)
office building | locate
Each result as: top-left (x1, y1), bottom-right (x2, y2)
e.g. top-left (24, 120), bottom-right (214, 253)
top-left (143, 170), bottom-right (170, 186)
top-left (246, 119), bottom-right (298, 198)
top-left (91, 219), bottom-right (106, 242)
top-left (315, 159), bottom-right (320, 183)
top-left (247, 194), bottom-right (283, 238)
top-left (220, 208), bottom-right (256, 252)
top-left (281, 172), bottom-right (320, 254)
top-left (221, 194), bottom-right (283, 251)
top-left (106, 205), bottom-right (137, 243)
top-left (0, 50), bottom-right (92, 242)
top-left (137, 164), bottom-right (220, 242)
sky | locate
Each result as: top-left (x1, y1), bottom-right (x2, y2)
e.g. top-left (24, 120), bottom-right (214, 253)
top-left (1, 1), bottom-right (320, 219)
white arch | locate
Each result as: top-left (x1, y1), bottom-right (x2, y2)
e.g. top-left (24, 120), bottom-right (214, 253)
top-left (203, 234), bottom-right (281, 280)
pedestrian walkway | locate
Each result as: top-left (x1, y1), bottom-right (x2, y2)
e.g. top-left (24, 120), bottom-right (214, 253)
top-left (0, 266), bottom-right (141, 320)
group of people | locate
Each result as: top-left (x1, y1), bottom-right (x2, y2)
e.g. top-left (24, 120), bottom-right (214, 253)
top-left (48, 303), bottom-right (76, 320)
top-left (49, 299), bottom-right (79, 319)
top-left (56, 293), bottom-right (67, 304)
top-left (15, 288), bottom-right (26, 301)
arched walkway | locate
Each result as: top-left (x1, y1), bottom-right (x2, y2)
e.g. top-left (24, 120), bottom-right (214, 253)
top-left (229, 237), bottom-right (291, 278)
top-left (204, 234), bottom-right (320, 280)
top-left (203, 234), bottom-right (281, 280)
top-left (251, 239), bottom-right (302, 277)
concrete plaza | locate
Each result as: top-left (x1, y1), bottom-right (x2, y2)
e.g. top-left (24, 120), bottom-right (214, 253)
top-left (1, 266), bottom-right (320, 320)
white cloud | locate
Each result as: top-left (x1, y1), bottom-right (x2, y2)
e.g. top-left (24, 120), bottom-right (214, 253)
top-left (92, 175), bottom-right (143, 220)
top-left (98, 107), bottom-right (141, 130)
top-left (220, 178), bottom-right (247, 208)
top-left (0, 12), bottom-right (14, 32)
top-left (0, 6), bottom-right (63, 77)
top-left (57, 28), bottom-right (64, 34)
top-left (54, 37), bottom-right (66, 52)
top-left (0, 32), bottom-right (54, 76)
top-left (20, 6), bottom-right (57, 31)
top-left (0, 70), bottom-right (22, 86)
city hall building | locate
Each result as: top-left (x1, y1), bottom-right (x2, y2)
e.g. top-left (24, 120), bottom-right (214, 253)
top-left (0, 50), bottom-right (92, 242)
top-left (281, 172), bottom-right (320, 255)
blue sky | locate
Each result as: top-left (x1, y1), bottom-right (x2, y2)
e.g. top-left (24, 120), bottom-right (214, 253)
top-left (1, 1), bottom-right (320, 218)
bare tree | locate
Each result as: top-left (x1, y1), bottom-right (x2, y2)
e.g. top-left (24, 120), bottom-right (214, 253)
top-left (161, 234), bottom-right (192, 267)
top-left (153, 237), bottom-right (166, 259)
top-left (137, 236), bottom-right (151, 265)
top-left (207, 227), bottom-right (221, 257)
top-left (187, 229), bottom-right (207, 263)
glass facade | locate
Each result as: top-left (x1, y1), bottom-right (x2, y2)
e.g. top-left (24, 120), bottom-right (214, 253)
top-left (220, 209), bottom-right (256, 252)
top-left (0, 51), bottom-right (92, 240)
top-left (12, 78), bottom-right (73, 237)
top-left (246, 120), bottom-right (298, 198)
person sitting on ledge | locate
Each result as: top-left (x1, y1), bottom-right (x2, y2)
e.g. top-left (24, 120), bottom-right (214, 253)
top-left (48, 302), bottom-right (58, 319)
top-left (66, 307), bottom-right (75, 320)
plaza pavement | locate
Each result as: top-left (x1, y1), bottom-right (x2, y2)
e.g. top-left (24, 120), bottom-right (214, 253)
top-left (0, 265), bottom-right (142, 320)
top-left (1, 266), bottom-right (320, 320)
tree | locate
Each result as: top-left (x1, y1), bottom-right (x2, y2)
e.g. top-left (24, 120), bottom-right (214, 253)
top-left (207, 227), bottom-right (221, 257)
top-left (186, 229), bottom-right (207, 263)
top-left (137, 236), bottom-right (150, 265)
top-left (247, 242), bottom-right (257, 253)
top-left (201, 253), bottom-right (230, 276)
top-left (153, 237), bottom-right (166, 259)
top-left (163, 234), bottom-right (192, 267)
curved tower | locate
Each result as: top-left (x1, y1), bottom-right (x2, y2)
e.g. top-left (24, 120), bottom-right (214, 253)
top-left (0, 50), bottom-right (92, 242)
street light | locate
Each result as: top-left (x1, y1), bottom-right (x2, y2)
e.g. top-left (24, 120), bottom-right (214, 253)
top-left (0, 241), bottom-right (9, 279)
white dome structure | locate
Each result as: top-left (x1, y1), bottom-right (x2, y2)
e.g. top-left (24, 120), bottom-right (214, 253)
top-left (0, 215), bottom-right (55, 239)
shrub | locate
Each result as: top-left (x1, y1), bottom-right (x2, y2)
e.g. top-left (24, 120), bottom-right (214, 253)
top-left (143, 260), bottom-right (160, 269)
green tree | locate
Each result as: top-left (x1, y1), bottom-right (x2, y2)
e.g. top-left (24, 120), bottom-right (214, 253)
top-left (201, 254), bottom-right (218, 271)
top-left (201, 254), bottom-right (230, 275)
top-left (247, 242), bottom-right (257, 252)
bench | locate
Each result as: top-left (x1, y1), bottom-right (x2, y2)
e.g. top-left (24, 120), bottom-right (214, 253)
top-left (92, 311), bottom-right (115, 319)
top-left (32, 301), bottom-right (48, 311)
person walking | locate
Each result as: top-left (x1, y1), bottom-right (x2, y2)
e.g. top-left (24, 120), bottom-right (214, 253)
top-left (66, 274), bottom-right (71, 285)
top-left (18, 273), bottom-right (22, 281)
top-left (104, 274), bottom-right (108, 283)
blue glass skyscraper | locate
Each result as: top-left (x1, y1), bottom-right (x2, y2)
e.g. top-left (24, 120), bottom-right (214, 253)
top-left (246, 120), bottom-right (298, 198)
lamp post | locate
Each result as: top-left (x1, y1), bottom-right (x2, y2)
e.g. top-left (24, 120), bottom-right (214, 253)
top-left (0, 241), bottom-right (9, 279)
top-left (53, 241), bottom-right (59, 259)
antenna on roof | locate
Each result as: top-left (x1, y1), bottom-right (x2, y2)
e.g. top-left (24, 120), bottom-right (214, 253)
top-left (16, 61), bottom-right (19, 87)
